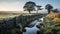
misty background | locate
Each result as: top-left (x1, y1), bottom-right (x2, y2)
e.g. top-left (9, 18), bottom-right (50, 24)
top-left (0, 0), bottom-right (60, 13)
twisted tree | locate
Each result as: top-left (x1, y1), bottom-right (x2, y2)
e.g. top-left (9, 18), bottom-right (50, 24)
top-left (23, 1), bottom-right (36, 14)
top-left (45, 4), bottom-right (53, 14)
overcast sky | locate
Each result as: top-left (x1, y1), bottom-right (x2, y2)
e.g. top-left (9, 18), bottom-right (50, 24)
top-left (0, 0), bottom-right (60, 11)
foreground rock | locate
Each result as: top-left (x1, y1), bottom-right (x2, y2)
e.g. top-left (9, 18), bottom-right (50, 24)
top-left (0, 14), bottom-right (43, 34)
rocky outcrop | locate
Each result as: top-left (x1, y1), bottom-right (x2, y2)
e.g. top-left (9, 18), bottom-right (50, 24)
top-left (0, 14), bottom-right (43, 34)
top-left (0, 17), bottom-right (16, 30)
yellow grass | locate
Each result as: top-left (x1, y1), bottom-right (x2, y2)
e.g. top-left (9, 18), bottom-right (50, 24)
top-left (0, 13), bottom-right (34, 19)
top-left (0, 14), bottom-right (19, 19)
top-left (53, 18), bottom-right (60, 23)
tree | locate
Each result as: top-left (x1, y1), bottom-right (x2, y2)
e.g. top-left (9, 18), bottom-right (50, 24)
top-left (23, 1), bottom-right (36, 14)
top-left (53, 9), bottom-right (59, 13)
top-left (45, 4), bottom-right (53, 14)
top-left (36, 5), bottom-right (42, 13)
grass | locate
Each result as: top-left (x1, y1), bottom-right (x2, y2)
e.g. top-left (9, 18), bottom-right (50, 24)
top-left (0, 14), bottom-right (19, 19)
top-left (0, 13), bottom-right (34, 19)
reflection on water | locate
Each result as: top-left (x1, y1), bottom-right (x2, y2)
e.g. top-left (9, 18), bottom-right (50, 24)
top-left (23, 18), bottom-right (43, 34)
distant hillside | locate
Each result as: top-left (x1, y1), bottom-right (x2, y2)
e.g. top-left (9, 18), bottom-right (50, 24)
top-left (0, 11), bottom-right (21, 13)
top-left (0, 11), bottom-right (27, 14)
top-left (0, 11), bottom-right (35, 15)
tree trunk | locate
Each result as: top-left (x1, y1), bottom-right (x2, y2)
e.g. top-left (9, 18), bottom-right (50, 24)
top-left (48, 10), bottom-right (50, 14)
top-left (29, 10), bottom-right (31, 14)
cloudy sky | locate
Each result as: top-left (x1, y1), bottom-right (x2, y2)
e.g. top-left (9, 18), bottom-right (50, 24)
top-left (0, 0), bottom-right (60, 11)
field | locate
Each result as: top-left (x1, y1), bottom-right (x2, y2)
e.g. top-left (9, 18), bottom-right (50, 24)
top-left (0, 11), bottom-right (34, 19)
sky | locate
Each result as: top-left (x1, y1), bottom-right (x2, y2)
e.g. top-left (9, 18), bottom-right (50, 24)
top-left (0, 0), bottom-right (60, 11)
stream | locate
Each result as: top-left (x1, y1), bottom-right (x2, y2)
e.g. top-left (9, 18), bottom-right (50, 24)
top-left (23, 17), bottom-right (43, 34)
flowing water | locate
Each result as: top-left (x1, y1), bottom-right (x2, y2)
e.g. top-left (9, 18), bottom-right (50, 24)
top-left (23, 18), bottom-right (43, 34)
